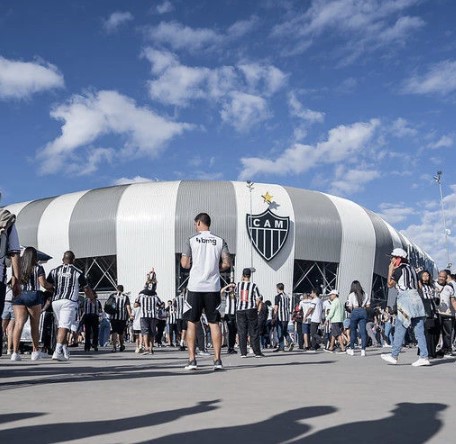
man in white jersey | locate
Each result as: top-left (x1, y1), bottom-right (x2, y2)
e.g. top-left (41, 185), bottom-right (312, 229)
top-left (181, 213), bottom-right (231, 371)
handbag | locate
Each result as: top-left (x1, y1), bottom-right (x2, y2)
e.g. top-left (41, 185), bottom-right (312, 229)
top-left (104, 295), bottom-right (117, 315)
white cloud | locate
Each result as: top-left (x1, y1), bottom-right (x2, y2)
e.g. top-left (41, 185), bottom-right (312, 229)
top-left (272, 0), bottom-right (424, 61)
top-left (403, 60), bottom-right (456, 96)
top-left (144, 18), bottom-right (257, 52)
top-left (143, 49), bottom-right (286, 131)
top-left (145, 21), bottom-right (221, 52)
top-left (155, 1), bottom-right (174, 15)
top-left (390, 117), bottom-right (417, 138)
top-left (0, 56), bottom-right (64, 100)
top-left (239, 119), bottom-right (380, 180)
top-left (377, 202), bottom-right (416, 224)
top-left (113, 176), bottom-right (154, 185)
top-left (402, 184), bottom-right (456, 269)
top-left (329, 166), bottom-right (380, 196)
top-left (288, 92), bottom-right (325, 124)
top-left (221, 92), bottom-right (270, 132)
top-left (36, 90), bottom-right (194, 174)
top-left (428, 135), bottom-right (454, 149)
top-left (103, 11), bottom-right (134, 33)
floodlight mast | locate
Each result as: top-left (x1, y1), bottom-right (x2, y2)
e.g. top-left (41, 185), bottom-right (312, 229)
top-left (435, 171), bottom-right (451, 269)
top-left (246, 181), bottom-right (255, 272)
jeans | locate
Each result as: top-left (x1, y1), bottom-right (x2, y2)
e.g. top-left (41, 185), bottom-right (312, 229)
top-left (392, 316), bottom-right (428, 358)
top-left (295, 321), bottom-right (304, 348)
top-left (310, 322), bottom-right (320, 350)
top-left (277, 320), bottom-right (292, 349)
top-left (0, 282), bottom-right (5, 357)
top-left (84, 314), bottom-right (99, 350)
top-left (349, 308), bottom-right (367, 350)
top-left (439, 316), bottom-right (455, 355)
top-left (236, 308), bottom-right (261, 356)
top-left (98, 318), bottom-right (111, 346)
top-left (383, 321), bottom-right (392, 345)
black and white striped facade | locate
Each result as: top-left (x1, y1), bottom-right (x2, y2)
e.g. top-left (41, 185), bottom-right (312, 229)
top-left (4, 181), bottom-right (436, 302)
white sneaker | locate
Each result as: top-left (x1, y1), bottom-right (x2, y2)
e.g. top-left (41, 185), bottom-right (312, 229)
top-left (52, 351), bottom-right (67, 361)
top-left (360, 350), bottom-right (366, 357)
top-left (63, 347), bottom-right (70, 360)
top-left (10, 352), bottom-right (21, 361)
top-left (135, 347), bottom-right (140, 354)
top-left (412, 358), bottom-right (431, 367)
top-left (197, 351), bottom-right (210, 356)
top-left (248, 347), bottom-right (254, 354)
top-left (383, 344), bottom-right (392, 348)
top-left (346, 349), bottom-right (354, 356)
top-left (381, 354), bottom-right (397, 365)
top-left (31, 351), bottom-right (44, 361)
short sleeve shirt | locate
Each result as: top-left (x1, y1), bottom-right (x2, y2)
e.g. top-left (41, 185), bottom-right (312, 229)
top-left (0, 224), bottom-right (20, 283)
top-left (183, 231), bottom-right (230, 292)
top-left (310, 297), bottom-right (323, 323)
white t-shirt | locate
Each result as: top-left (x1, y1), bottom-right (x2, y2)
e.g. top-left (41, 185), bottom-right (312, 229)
top-left (132, 306), bottom-right (141, 331)
top-left (348, 292), bottom-right (370, 308)
top-left (183, 231), bottom-right (230, 292)
top-left (323, 299), bottom-right (332, 318)
top-left (437, 282), bottom-right (455, 317)
top-left (299, 300), bottom-right (313, 323)
top-left (310, 297), bottom-right (323, 323)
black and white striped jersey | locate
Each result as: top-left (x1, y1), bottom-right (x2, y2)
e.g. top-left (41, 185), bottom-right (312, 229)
top-left (235, 281), bottom-right (260, 311)
top-left (174, 294), bottom-right (185, 319)
top-left (167, 305), bottom-right (177, 324)
top-left (135, 294), bottom-right (162, 319)
top-left (82, 298), bottom-right (102, 316)
top-left (224, 291), bottom-right (236, 315)
top-left (48, 264), bottom-right (88, 303)
top-left (22, 265), bottom-right (45, 291)
top-left (274, 292), bottom-right (291, 322)
top-left (392, 264), bottom-right (418, 291)
top-left (421, 283), bottom-right (436, 300)
top-left (109, 293), bottom-right (131, 320)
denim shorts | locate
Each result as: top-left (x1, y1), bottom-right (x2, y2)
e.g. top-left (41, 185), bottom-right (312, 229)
top-left (12, 291), bottom-right (42, 308)
top-left (1, 301), bottom-right (14, 320)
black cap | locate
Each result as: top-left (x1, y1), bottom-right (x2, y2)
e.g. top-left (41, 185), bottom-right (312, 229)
top-left (242, 268), bottom-right (251, 277)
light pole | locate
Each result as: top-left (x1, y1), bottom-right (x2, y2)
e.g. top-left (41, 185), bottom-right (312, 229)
top-left (434, 171), bottom-right (452, 269)
top-left (246, 181), bottom-right (255, 272)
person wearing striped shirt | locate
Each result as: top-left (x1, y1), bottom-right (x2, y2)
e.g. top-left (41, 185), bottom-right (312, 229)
top-left (221, 282), bottom-right (237, 354)
top-left (273, 283), bottom-right (294, 352)
top-left (418, 270), bottom-right (439, 359)
top-left (108, 285), bottom-right (132, 353)
top-left (135, 286), bottom-right (162, 355)
top-left (174, 290), bottom-right (187, 351)
top-left (381, 248), bottom-right (430, 367)
top-left (81, 291), bottom-right (102, 352)
top-left (435, 270), bottom-right (456, 357)
top-left (47, 251), bottom-right (91, 361)
top-left (235, 268), bottom-right (263, 358)
top-left (166, 300), bottom-right (178, 347)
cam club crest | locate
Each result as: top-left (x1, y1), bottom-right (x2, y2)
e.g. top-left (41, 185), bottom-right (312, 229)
top-left (246, 208), bottom-right (290, 262)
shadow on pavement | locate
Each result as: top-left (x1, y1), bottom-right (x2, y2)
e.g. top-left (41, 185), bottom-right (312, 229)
top-left (0, 400), bottom-right (220, 443)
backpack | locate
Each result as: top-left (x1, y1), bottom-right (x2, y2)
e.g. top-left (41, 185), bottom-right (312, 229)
top-left (104, 294), bottom-right (117, 315)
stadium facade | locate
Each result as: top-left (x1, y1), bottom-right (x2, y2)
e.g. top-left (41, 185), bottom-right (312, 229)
top-left (4, 181), bottom-right (436, 303)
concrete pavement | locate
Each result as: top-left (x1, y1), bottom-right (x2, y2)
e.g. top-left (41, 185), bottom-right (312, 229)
top-left (0, 345), bottom-right (454, 443)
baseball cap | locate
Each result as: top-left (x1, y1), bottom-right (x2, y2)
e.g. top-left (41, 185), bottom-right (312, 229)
top-left (328, 289), bottom-right (339, 296)
top-left (390, 248), bottom-right (407, 258)
top-left (242, 267), bottom-right (252, 276)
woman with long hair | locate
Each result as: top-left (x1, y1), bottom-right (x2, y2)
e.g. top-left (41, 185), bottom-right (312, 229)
top-left (346, 280), bottom-right (370, 356)
top-left (11, 247), bottom-right (53, 361)
top-left (418, 270), bottom-right (439, 359)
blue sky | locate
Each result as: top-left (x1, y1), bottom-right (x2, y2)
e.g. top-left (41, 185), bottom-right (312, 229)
top-left (0, 0), bottom-right (455, 268)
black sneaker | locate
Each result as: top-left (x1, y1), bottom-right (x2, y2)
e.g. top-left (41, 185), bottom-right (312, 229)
top-left (272, 348), bottom-right (283, 353)
top-left (119, 345), bottom-right (125, 352)
top-left (185, 360), bottom-right (198, 370)
top-left (227, 349), bottom-right (237, 355)
top-left (254, 353), bottom-right (265, 358)
top-left (179, 345), bottom-right (186, 351)
top-left (213, 359), bottom-right (223, 371)
top-left (287, 343), bottom-right (295, 352)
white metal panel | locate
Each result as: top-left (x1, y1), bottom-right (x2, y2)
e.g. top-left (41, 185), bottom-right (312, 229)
top-left (324, 194), bottom-right (376, 301)
top-left (37, 191), bottom-right (89, 273)
top-left (384, 221), bottom-right (403, 249)
top-left (3, 201), bottom-right (31, 217)
top-left (116, 181), bottom-right (180, 299)
top-left (231, 181), bottom-right (295, 303)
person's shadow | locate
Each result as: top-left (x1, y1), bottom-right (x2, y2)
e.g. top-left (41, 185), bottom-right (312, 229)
top-left (144, 402), bottom-right (446, 444)
top-left (300, 402), bottom-right (447, 443)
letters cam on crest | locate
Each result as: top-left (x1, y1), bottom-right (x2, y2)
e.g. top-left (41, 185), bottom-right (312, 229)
top-left (246, 209), bottom-right (290, 262)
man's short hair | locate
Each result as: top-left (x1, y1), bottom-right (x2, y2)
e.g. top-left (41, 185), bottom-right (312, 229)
top-left (276, 283), bottom-right (284, 291)
top-left (311, 288), bottom-right (320, 296)
top-left (63, 250), bottom-right (75, 263)
top-left (194, 212), bottom-right (211, 227)
top-left (117, 285), bottom-right (124, 292)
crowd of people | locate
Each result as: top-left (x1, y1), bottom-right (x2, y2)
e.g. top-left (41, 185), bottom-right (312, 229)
top-left (1, 210), bottom-right (456, 370)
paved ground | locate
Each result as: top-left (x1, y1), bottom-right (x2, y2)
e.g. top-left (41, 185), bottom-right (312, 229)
top-left (0, 345), bottom-right (454, 443)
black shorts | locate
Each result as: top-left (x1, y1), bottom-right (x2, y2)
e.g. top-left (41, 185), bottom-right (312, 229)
top-left (110, 319), bottom-right (127, 335)
top-left (183, 291), bottom-right (221, 323)
top-left (176, 319), bottom-right (188, 332)
top-left (331, 322), bottom-right (344, 338)
top-left (140, 318), bottom-right (158, 336)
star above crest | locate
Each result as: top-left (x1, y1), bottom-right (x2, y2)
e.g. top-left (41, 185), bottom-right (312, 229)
top-left (262, 192), bottom-right (273, 205)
